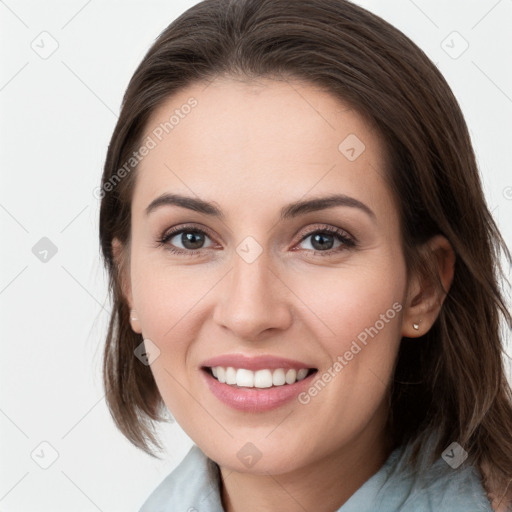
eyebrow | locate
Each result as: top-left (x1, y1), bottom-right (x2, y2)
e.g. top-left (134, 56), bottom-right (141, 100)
top-left (145, 192), bottom-right (376, 221)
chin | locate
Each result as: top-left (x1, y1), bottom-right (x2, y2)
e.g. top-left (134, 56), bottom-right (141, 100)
top-left (199, 437), bottom-right (314, 476)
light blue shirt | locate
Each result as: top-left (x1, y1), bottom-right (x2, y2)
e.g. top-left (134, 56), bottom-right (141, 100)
top-left (139, 441), bottom-right (493, 511)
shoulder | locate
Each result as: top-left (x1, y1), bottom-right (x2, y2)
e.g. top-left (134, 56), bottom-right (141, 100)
top-left (138, 445), bottom-right (224, 512)
top-left (340, 441), bottom-right (495, 512)
top-left (480, 460), bottom-right (512, 512)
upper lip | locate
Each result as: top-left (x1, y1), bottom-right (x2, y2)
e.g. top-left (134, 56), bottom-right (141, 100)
top-left (200, 354), bottom-right (316, 371)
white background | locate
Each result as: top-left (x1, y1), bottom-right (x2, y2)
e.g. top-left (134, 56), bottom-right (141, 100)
top-left (1, 0), bottom-right (511, 510)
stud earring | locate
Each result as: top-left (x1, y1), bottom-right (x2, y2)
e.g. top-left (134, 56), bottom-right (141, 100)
top-left (413, 321), bottom-right (421, 331)
top-left (129, 309), bottom-right (143, 335)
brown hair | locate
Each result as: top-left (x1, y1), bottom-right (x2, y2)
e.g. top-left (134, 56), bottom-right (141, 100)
top-left (98, 0), bottom-right (512, 505)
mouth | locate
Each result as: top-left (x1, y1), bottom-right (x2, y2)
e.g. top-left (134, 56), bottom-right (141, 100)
top-left (200, 354), bottom-right (318, 411)
top-left (203, 366), bottom-right (317, 388)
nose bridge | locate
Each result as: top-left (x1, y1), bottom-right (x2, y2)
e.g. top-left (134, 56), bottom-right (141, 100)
top-left (213, 244), bottom-right (292, 339)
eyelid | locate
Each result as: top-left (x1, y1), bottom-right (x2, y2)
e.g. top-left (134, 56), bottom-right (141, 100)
top-left (160, 223), bottom-right (218, 242)
top-left (295, 223), bottom-right (354, 243)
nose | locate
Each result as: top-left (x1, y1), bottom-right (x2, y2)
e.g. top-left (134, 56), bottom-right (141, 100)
top-left (212, 248), bottom-right (293, 341)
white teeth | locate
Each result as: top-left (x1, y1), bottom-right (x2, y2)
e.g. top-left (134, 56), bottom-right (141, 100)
top-left (254, 369), bottom-right (273, 388)
top-left (272, 368), bottom-right (286, 386)
top-left (216, 367), bottom-right (226, 383)
top-left (209, 366), bottom-right (312, 388)
top-left (285, 369), bottom-right (297, 384)
top-left (236, 369), bottom-right (254, 387)
top-left (225, 367), bottom-right (237, 385)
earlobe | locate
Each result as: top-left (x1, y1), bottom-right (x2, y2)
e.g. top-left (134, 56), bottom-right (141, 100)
top-left (401, 235), bottom-right (455, 338)
top-left (129, 309), bottom-right (143, 334)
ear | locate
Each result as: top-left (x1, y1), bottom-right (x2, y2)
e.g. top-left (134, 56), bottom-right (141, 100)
top-left (112, 237), bottom-right (142, 334)
top-left (401, 235), bottom-right (455, 338)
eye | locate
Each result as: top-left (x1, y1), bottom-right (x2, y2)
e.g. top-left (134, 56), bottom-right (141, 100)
top-left (295, 225), bottom-right (356, 256)
top-left (157, 225), bottom-right (216, 256)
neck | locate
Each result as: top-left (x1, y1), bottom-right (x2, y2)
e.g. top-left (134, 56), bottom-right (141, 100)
top-left (219, 416), bottom-right (393, 512)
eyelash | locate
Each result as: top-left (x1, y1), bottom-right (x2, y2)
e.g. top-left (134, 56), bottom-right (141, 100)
top-left (156, 224), bottom-right (357, 258)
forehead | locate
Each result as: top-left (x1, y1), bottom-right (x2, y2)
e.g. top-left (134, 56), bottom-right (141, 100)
top-left (132, 77), bottom-right (394, 223)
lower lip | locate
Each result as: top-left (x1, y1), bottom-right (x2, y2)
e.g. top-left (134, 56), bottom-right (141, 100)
top-left (202, 369), bottom-right (316, 412)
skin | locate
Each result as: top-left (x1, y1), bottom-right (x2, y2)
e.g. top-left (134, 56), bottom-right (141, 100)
top-left (113, 76), bottom-right (455, 512)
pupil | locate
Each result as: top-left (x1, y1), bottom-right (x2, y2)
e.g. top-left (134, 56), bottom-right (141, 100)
top-left (182, 231), bottom-right (204, 249)
top-left (312, 233), bottom-right (333, 250)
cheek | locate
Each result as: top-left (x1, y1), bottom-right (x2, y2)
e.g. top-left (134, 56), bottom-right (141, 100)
top-left (295, 261), bottom-right (406, 421)
top-left (294, 261), bottom-right (405, 348)
top-left (302, 260), bottom-right (405, 403)
top-left (130, 262), bottom-right (205, 418)
top-left (131, 258), bottom-right (213, 338)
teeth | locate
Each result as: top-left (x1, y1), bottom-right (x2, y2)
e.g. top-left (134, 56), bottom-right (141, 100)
top-left (236, 368), bottom-right (254, 387)
top-left (209, 366), bottom-right (312, 388)
top-left (297, 368), bottom-right (308, 381)
top-left (285, 369), bottom-right (297, 384)
top-left (272, 368), bottom-right (286, 386)
top-left (216, 367), bottom-right (226, 383)
top-left (254, 369), bottom-right (273, 388)
top-left (225, 367), bottom-right (237, 385)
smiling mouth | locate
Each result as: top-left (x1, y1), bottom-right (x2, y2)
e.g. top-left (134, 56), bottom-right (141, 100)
top-left (203, 366), bottom-right (318, 389)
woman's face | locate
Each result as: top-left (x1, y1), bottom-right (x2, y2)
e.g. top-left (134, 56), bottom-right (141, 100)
top-left (120, 77), bottom-right (411, 474)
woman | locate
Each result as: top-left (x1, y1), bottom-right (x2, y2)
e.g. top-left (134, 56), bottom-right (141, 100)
top-left (98, 0), bottom-right (512, 510)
